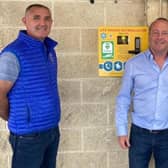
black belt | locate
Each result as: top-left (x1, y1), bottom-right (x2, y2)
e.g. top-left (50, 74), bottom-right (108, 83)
top-left (132, 124), bottom-right (168, 134)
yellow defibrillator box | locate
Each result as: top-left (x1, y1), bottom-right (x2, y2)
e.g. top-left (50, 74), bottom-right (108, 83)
top-left (98, 27), bottom-right (148, 77)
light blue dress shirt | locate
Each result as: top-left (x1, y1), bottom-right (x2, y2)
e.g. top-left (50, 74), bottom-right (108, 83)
top-left (0, 51), bottom-right (20, 82)
top-left (116, 49), bottom-right (168, 136)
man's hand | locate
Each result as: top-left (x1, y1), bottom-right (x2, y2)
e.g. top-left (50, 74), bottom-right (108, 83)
top-left (0, 80), bottom-right (13, 121)
top-left (118, 136), bottom-right (130, 149)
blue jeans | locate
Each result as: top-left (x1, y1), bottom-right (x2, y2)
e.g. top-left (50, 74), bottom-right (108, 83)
top-left (9, 126), bottom-right (60, 168)
top-left (129, 124), bottom-right (168, 168)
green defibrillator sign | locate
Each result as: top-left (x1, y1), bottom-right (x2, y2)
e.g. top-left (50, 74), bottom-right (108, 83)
top-left (101, 41), bottom-right (114, 59)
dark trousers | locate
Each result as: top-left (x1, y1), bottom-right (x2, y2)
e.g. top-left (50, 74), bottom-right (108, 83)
top-left (129, 124), bottom-right (168, 168)
top-left (9, 126), bottom-right (60, 168)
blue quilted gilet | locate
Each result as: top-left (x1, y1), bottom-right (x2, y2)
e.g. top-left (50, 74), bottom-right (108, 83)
top-left (2, 30), bottom-right (61, 135)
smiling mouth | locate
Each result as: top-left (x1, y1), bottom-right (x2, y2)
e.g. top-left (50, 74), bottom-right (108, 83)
top-left (36, 26), bottom-right (48, 31)
top-left (156, 40), bottom-right (166, 45)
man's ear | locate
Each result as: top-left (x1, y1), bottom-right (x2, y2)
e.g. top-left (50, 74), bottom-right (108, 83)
top-left (22, 17), bottom-right (26, 24)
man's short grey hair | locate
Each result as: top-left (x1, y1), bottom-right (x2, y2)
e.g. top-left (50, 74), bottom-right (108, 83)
top-left (25, 4), bottom-right (51, 14)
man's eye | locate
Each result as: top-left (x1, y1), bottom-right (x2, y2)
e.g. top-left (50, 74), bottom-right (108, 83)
top-left (152, 32), bottom-right (159, 36)
top-left (33, 16), bottom-right (40, 20)
top-left (162, 32), bottom-right (168, 36)
top-left (45, 17), bottom-right (52, 21)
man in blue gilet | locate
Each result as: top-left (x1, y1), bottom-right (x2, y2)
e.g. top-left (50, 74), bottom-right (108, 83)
top-left (0, 4), bottom-right (61, 168)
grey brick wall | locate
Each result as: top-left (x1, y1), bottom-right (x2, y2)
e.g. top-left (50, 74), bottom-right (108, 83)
top-left (0, 0), bottom-right (167, 168)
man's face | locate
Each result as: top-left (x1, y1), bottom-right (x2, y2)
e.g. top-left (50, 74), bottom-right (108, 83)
top-left (149, 20), bottom-right (168, 54)
top-left (22, 7), bottom-right (53, 41)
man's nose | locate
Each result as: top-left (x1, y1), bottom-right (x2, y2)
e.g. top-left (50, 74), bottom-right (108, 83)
top-left (39, 19), bottom-right (46, 25)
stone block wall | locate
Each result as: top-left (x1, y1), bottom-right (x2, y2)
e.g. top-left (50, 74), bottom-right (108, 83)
top-left (0, 0), bottom-right (167, 168)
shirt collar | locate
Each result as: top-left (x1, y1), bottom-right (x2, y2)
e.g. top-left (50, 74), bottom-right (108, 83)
top-left (146, 49), bottom-right (168, 67)
top-left (144, 49), bottom-right (153, 61)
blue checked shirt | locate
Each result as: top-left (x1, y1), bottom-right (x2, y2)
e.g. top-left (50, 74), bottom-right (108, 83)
top-left (116, 49), bottom-right (168, 136)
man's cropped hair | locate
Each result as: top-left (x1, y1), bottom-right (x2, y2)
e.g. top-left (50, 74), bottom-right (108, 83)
top-left (25, 4), bottom-right (50, 14)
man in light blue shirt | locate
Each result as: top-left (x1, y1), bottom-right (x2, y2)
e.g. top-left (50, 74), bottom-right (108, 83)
top-left (116, 17), bottom-right (168, 168)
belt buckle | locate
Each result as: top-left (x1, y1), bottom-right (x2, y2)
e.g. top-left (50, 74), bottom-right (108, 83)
top-left (150, 130), bottom-right (160, 134)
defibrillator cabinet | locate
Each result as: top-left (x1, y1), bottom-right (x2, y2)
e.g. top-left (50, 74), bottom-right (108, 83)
top-left (98, 27), bottom-right (148, 77)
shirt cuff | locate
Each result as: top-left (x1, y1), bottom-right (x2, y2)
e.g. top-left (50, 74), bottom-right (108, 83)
top-left (116, 125), bottom-right (128, 136)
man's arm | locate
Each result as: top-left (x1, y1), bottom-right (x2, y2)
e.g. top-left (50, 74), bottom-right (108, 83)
top-left (0, 52), bottom-right (20, 120)
top-left (0, 80), bottom-right (14, 121)
top-left (115, 60), bottom-right (133, 148)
